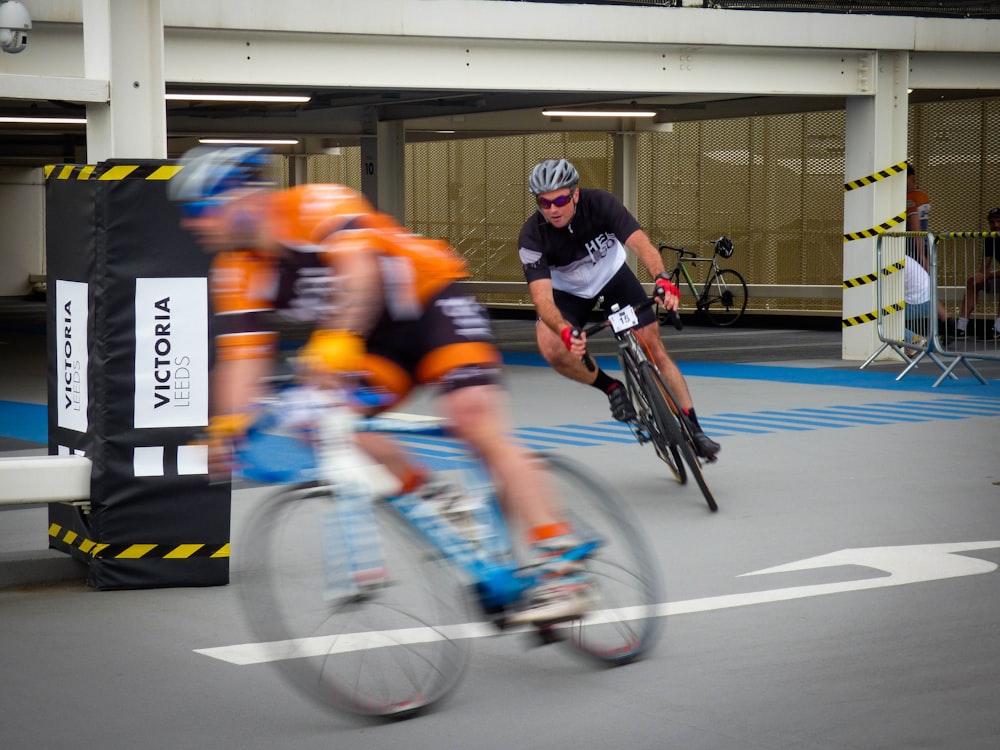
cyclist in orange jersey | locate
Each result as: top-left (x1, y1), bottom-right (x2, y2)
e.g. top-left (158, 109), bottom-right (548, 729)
top-left (170, 146), bottom-right (594, 624)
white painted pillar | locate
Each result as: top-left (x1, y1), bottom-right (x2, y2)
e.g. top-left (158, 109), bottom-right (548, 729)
top-left (360, 120), bottom-right (406, 222)
top-left (82, 0), bottom-right (166, 161)
top-left (614, 130), bottom-right (639, 273)
top-left (841, 50), bottom-right (909, 361)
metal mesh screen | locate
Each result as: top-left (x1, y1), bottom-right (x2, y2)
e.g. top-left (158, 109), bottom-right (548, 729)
top-left (909, 98), bottom-right (1000, 232)
top-left (294, 96), bottom-right (998, 317)
top-left (304, 149), bottom-right (362, 190)
top-left (406, 133), bottom-right (614, 306)
top-left (638, 111), bottom-right (846, 314)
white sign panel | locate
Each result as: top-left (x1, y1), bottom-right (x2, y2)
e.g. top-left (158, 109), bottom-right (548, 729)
top-left (134, 277), bottom-right (209, 429)
top-left (55, 280), bottom-right (89, 433)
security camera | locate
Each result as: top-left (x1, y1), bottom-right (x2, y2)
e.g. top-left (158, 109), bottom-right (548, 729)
top-left (0, 1), bottom-right (31, 54)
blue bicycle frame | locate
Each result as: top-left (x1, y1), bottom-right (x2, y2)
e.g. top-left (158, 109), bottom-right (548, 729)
top-left (239, 403), bottom-right (598, 615)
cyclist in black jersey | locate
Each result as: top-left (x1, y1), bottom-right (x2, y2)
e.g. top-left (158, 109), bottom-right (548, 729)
top-left (518, 158), bottom-right (720, 461)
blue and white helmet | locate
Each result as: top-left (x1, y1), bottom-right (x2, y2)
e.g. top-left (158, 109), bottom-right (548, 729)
top-left (168, 146), bottom-right (273, 218)
top-left (528, 158), bottom-right (579, 196)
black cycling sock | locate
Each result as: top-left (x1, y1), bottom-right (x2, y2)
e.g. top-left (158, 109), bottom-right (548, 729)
top-left (591, 369), bottom-right (619, 394)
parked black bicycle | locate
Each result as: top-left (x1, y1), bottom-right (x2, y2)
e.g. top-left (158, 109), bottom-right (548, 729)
top-left (659, 236), bottom-right (747, 327)
top-left (578, 298), bottom-right (718, 512)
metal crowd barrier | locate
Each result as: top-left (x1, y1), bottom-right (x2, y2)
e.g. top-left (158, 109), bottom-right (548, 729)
top-left (862, 231), bottom-right (998, 386)
top-left (935, 231), bottom-right (1000, 383)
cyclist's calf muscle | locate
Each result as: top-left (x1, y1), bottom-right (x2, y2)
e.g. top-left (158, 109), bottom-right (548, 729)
top-left (637, 322), bottom-right (694, 411)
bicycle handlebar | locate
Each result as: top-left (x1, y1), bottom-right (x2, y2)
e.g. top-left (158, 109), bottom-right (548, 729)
top-left (573, 296), bottom-right (682, 372)
top-left (660, 236), bottom-right (734, 260)
top-left (659, 244), bottom-right (697, 258)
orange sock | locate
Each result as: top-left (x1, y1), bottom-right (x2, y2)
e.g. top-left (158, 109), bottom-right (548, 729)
top-left (526, 521), bottom-right (573, 544)
top-left (399, 467), bottom-right (428, 494)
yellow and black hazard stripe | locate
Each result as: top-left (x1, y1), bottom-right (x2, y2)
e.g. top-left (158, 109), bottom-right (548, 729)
top-left (843, 211), bottom-right (906, 243)
top-left (937, 231), bottom-right (998, 240)
top-left (43, 163), bottom-right (183, 182)
top-left (49, 522), bottom-right (229, 559)
top-left (843, 260), bottom-right (904, 289)
top-left (842, 302), bottom-right (905, 328)
top-left (844, 161), bottom-right (907, 192)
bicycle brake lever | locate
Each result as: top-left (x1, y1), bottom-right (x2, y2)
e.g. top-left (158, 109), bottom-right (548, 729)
top-left (667, 309), bottom-right (683, 331)
top-left (572, 327), bottom-right (596, 372)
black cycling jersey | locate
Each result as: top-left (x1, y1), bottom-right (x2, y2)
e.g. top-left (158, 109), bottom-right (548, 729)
top-left (518, 188), bottom-right (641, 298)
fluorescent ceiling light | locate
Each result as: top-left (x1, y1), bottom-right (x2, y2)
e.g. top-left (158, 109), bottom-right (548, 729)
top-left (199, 138), bottom-right (300, 145)
top-left (542, 109), bottom-right (657, 118)
top-left (167, 93), bottom-right (311, 103)
top-left (0, 116), bottom-right (86, 124)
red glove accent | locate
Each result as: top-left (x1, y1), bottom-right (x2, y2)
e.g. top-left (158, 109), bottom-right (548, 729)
top-left (560, 325), bottom-right (575, 351)
top-left (654, 274), bottom-right (679, 301)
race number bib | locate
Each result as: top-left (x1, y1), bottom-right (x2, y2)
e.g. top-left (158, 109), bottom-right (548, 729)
top-left (608, 304), bottom-right (639, 333)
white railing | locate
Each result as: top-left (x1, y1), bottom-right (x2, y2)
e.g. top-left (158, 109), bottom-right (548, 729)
top-left (0, 455), bottom-right (91, 506)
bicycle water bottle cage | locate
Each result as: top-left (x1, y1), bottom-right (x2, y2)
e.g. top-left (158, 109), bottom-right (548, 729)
top-left (714, 237), bottom-right (734, 258)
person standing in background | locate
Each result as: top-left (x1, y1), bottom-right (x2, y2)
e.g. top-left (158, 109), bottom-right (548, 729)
top-left (905, 163), bottom-right (951, 339)
top-left (955, 207), bottom-right (1000, 340)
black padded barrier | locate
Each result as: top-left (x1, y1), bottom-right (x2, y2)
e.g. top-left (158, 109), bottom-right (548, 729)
top-left (45, 161), bottom-right (231, 590)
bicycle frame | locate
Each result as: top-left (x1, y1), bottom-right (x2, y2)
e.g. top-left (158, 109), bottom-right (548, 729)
top-left (672, 254), bottom-right (719, 304)
top-left (234, 385), bottom-right (663, 718)
top-left (240, 396), bottom-right (592, 615)
top-left (581, 298), bottom-right (718, 512)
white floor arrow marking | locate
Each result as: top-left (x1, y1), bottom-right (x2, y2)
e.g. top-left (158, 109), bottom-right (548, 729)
top-left (195, 541), bottom-right (1000, 665)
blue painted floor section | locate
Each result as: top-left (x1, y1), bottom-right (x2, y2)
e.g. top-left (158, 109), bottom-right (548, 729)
top-left (3, 354), bottom-right (997, 448)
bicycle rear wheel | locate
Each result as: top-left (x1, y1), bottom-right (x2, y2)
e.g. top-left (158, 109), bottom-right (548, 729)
top-left (532, 453), bottom-right (663, 665)
top-left (622, 346), bottom-right (686, 484)
top-left (702, 269), bottom-right (747, 326)
top-left (641, 364), bottom-right (719, 512)
top-left (237, 483), bottom-right (471, 719)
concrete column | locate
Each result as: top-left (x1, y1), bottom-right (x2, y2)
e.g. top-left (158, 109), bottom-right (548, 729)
top-left (82, 0), bottom-right (166, 161)
top-left (361, 121), bottom-right (406, 222)
top-left (842, 50), bottom-right (909, 361)
top-left (613, 130), bottom-right (639, 273)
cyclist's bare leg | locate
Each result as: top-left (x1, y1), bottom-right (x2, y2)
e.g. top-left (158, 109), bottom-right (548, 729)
top-left (536, 321), bottom-right (598, 385)
top-left (350, 386), bottom-right (561, 531)
top-left (442, 381), bottom-right (595, 622)
top-left (536, 319), bottom-right (635, 422)
top-left (354, 430), bottom-right (414, 483)
top-left (637, 321), bottom-right (720, 459)
top-left (635, 321), bottom-right (693, 411)
top-left (439, 382), bottom-right (560, 531)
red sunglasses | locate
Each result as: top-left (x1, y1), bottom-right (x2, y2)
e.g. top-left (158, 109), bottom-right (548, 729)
top-left (536, 190), bottom-right (575, 209)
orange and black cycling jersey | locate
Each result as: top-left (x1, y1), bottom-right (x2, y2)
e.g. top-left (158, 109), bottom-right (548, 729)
top-left (210, 184), bottom-right (470, 362)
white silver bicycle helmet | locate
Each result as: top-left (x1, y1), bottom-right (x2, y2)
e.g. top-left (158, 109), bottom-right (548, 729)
top-left (168, 145), bottom-right (273, 218)
top-left (528, 158), bottom-right (580, 196)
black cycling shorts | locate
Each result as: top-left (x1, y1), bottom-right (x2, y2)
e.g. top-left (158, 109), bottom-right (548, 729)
top-left (362, 282), bottom-right (503, 408)
top-left (551, 264), bottom-right (656, 328)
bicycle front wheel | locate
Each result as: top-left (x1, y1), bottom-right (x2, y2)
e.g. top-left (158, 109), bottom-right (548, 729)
top-left (534, 453), bottom-right (663, 666)
top-left (622, 346), bottom-right (686, 484)
top-left (702, 268), bottom-right (748, 326)
top-left (237, 483), bottom-right (472, 719)
top-left (641, 364), bottom-right (719, 512)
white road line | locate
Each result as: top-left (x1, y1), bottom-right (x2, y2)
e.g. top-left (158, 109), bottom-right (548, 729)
top-left (195, 541), bottom-right (1000, 665)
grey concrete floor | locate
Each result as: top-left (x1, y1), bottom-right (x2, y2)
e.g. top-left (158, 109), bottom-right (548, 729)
top-left (2, 300), bottom-right (1000, 749)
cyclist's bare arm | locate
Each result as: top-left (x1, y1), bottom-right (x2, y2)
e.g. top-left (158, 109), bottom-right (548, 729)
top-left (624, 229), bottom-right (679, 311)
top-left (321, 246), bottom-right (385, 337)
top-left (211, 356), bottom-right (273, 419)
